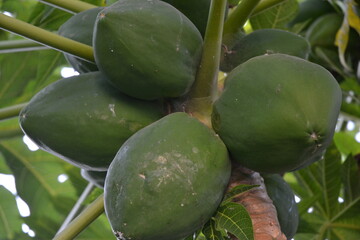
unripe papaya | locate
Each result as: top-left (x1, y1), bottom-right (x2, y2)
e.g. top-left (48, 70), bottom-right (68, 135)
top-left (19, 72), bottom-right (165, 171)
top-left (305, 13), bottom-right (343, 48)
top-left (81, 169), bottom-right (107, 188)
top-left (220, 29), bottom-right (310, 72)
top-left (263, 174), bottom-right (299, 240)
top-left (105, 112), bottom-right (231, 240)
top-left (58, 7), bottom-right (103, 73)
top-left (212, 54), bottom-right (342, 173)
top-left (93, 0), bottom-right (203, 100)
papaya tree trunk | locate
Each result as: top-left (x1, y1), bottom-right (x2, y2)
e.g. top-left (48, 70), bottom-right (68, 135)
top-left (228, 163), bottom-right (287, 240)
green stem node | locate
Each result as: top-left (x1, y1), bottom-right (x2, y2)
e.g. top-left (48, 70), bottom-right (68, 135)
top-left (0, 13), bottom-right (95, 63)
top-left (186, 0), bottom-right (228, 127)
top-left (53, 194), bottom-right (105, 240)
top-left (39, 0), bottom-right (98, 14)
top-left (0, 103), bottom-right (27, 121)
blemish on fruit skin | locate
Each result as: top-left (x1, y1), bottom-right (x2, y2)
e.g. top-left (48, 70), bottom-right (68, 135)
top-left (109, 104), bottom-right (116, 117)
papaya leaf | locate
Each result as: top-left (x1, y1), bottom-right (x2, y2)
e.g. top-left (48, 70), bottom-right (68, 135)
top-left (320, 144), bottom-right (342, 218)
top-left (195, 231), bottom-right (207, 240)
top-left (250, 0), bottom-right (298, 30)
top-left (330, 197), bottom-right (360, 238)
top-left (0, 138), bottom-right (80, 238)
top-left (334, 131), bottom-right (360, 156)
top-left (214, 202), bottom-right (253, 240)
top-left (341, 155), bottom-right (360, 203)
top-left (0, 50), bottom-right (65, 108)
top-left (221, 184), bottom-right (259, 205)
top-left (203, 220), bottom-right (226, 240)
top-left (297, 192), bottom-right (321, 215)
top-left (0, 186), bottom-right (30, 240)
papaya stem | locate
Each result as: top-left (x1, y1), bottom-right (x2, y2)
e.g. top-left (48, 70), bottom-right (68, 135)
top-left (56, 183), bottom-right (95, 234)
top-left (0, 103), bottom-right (27, 121)
top-left (53, 193), bottom-right (105, 240)
top-left (0, 39), bottom-right (47, 53)
top-left (0, 128), bottom-right (24, 140)
top-left (39, 0), bottom-right (97, 14)
top-left (186, 0), bottom-right (227, 126)
top-left (252, 0), bottom-right (288, 16)
top-left (0, 13), bottom-right (95, 63)
top-left (223, 0), bottom-right (261, 48)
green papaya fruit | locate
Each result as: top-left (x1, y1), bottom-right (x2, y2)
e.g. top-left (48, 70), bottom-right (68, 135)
top-left (105, 112), bottom-right (231, 240)
top-left (93, 0), bottom-right (203, 100)
top-left (263, 174), bottom-right (299, 240)
top-left (81, 169), bottom-right (107, 188)
top-left (58, 7), bottom-right (103, 73)
top-left (212, 54), bottom-right (342, 173)
top-left (161, 0), bottom-right (211, 37)
top-left (220, 29), bottom-right (310, 72)
top-left (305, 13), bottom-right (343, 48)
top-left (19, 72), bottom-right (165, 171)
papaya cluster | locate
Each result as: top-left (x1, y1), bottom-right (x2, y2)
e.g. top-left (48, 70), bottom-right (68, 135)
top-left (18, 0), bottom-right (343, 239)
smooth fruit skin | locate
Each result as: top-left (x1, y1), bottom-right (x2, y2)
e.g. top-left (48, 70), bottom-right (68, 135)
top-left (93, 0), bottom-right (203, 100)
top-left (212, 54), bottom-right (342, 174)
top-left (263, 174), bottom-right (299, 240)
top-left (105, 112), bottom-right (231, 240)
top-left (220, 29), bottom-right (310, 72)
top-left (305, 13), bottom-right (343, 49)
top-left (19, 72), bottom-right (165, 171)
top-left (58, 7), bottom-right (103, 73)
top-left (81, 169), bottom-right (107, 188)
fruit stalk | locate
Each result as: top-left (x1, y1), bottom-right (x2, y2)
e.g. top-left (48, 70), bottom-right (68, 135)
top-left (0, 39), bottom-right (47, 53)
top-left (39, 0), bottom-right (97, 14)
top-left (222, 0), bottom-right (261, 48)
top-left (0, 13), bottom-right (94, 63)
top-left (53, 193), bottom-right (105, 240)
top-left (186, 0), bottom-right (227, 126)
top-left (0, 103), bottom-right (27, 121)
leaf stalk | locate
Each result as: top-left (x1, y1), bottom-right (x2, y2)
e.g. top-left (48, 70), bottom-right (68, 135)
top-left (39, 0), bottom-right (98, 14)
top-left (0, 13), bottom-right (95, 63)
top-left (53, 193), bottom-right (105, 240)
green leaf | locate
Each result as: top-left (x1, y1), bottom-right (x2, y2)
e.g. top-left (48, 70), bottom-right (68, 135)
top-left (214, 202), bottom-right (253, 240)
top-left (203, 220), bottom-right (226, 240)
top-left (0, 138), bottom-right (80, 239)
top-left (222, 184), bottom-right (259, 205)
top-left (0, 186), bottom-right (30, 240)
top-left (0, 50), bottom-right (65, 108)
top-left (334, 131), bottom-right (360, 156)
top-left (341, 155), bottom-right (360, 203)
top-left (250, 0), bottom-right (299, 30)
top-left (320, 145), bottom-right (342, 218)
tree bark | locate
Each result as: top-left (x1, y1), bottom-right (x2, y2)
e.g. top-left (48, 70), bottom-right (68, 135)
top-left (228, 162), bottom-right (287, 240)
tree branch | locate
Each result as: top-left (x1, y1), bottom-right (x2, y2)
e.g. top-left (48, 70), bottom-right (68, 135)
top-left (0, 103), bottom-right (27, 121)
